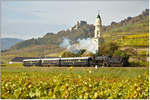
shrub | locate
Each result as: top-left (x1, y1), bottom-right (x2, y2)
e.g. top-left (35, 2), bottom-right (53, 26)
top-left (113, 50), bottom-right (129, 57)
top-left (129, 61), bottom-right (149, 67)
top-left (124, 48), bottom-right (137, 56)
top-left (61, 49), bottom-right (86, 57)
top-left (99, 42), bottom-right (119, 56)
top-left (61, 51), bottom-right (76, 57)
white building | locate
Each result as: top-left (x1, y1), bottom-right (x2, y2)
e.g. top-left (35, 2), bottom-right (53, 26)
top-left (92, 13), bottom-right (103, 53)
top-left (94, 14), bottom-right (102, 38)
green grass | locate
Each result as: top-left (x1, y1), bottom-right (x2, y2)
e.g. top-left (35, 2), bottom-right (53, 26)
top-left (2, 65), bottom-right (148, 80)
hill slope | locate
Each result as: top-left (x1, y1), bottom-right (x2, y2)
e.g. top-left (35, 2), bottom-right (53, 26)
top-left (101, 9), bottom-right (149, 65)
top-left (1, 38), bottom-right (23, 50)
top-left (2, 9), bottom-right (149, 64)
top-left (11, 23), bottom-right (94, 50)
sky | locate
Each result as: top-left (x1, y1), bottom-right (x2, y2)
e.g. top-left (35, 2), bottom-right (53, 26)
top-left (1, 0), bottom-right (149, 40)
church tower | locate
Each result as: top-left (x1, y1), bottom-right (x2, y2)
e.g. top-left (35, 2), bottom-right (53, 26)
top-left (95, 14), bottom-right (102, 38)
top-left (92, 12), bottom-right (103, 53)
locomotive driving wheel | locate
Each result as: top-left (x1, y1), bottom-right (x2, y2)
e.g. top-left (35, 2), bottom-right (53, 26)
top-left (103, 62), bottom-right (110, 67)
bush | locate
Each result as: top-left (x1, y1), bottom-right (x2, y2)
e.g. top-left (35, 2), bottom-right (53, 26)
top-left (113, 50), bottom-right (129, 57)
top-left (129, 61), bottom-right (149, 67)
top-left (124, 48), bottom-right (137, 56)
top-left (76, 49), bottom-right (86, 56)
top-left (138, 51), bottom-right (149, 56)
top-left (61, 49), bottom-right (86, 57)
top-left (99, 42), bottom-right (119, 56)
top-left (61, 51), bottom-right (76, 57)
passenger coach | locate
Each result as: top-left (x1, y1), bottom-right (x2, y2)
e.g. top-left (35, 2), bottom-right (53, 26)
top-left (23, 57), bottom-right (92, 67)
top-left (23, 59), bottom-right (42, 66)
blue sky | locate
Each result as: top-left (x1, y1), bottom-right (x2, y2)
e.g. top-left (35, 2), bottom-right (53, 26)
top-left (1, 1), bottom-right (149, 40)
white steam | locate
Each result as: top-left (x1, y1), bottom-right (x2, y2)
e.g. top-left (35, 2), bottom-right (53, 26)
top-left (59, 38), bottom-right (71, 49)
top-left (60, 38), bottom-right (98, 54)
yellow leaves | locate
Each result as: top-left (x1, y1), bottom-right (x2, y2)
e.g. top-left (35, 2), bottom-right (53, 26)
top-left (69, 66), bottom-right (74, 71)
top-left (89, 70), bottom-right (92, 74)
top-left (1, 70), bottom-right (149, 99)
top-left (14, 88), bottom-right (22, 98)
top-left (83, 93), bottom-right (89, 99)
top-left (123, 33), bottom-right (149, 39)
top-left (28, 84), bottom-right (32, 88)
top-left (82, 87), bottom-right (88, 92)
top-left (93, 92), bottom-right (99, 99)
top-left (35, 89), bottom-right (41, 97)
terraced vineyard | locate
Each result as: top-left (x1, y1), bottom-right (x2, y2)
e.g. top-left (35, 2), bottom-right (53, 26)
top-left (117, 33), bottom-right (149, 47)
top-left (1, 65), bottom-right (149, 99)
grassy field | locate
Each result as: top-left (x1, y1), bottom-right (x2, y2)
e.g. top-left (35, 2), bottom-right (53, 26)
top-left (1, 65), bottom-right (148, 79)
top-left (1, 64), bottom-right (149, 99)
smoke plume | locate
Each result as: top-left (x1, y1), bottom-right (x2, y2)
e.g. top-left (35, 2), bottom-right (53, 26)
top-left (60, 37), bottom-right (98, 54)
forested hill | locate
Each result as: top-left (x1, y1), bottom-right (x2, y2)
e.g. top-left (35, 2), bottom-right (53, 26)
top-left (1, 38), bottom-right (23, 50)
top-left (11, 21), bottom-right (94, 50)
top-left (103, 9), bottom-right (149, 33)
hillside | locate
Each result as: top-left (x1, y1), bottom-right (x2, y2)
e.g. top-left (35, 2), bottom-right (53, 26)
top-left (1, 38), bottom-right (24, 50)
top-left (101, 9), bottom-right (149, 66)
top-left (1, 9), bottom-right (149, 64)
top-left (11, 21), bottom-right (94, 50)
top-left (102, 9), bottom-right (149, 47)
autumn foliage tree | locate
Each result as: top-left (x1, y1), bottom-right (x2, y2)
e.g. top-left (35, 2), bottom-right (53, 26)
top-left (99, 42), bottom-right (119, 56)
top-left (98, 42), bottom-right (128, 57)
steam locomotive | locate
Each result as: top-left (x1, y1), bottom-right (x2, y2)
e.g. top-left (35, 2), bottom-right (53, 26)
top-left (23, 56), bottom-right (129, 67)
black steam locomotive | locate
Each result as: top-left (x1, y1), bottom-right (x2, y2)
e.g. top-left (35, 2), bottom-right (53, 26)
top-left (23, 56), bottom-right (129, 67)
